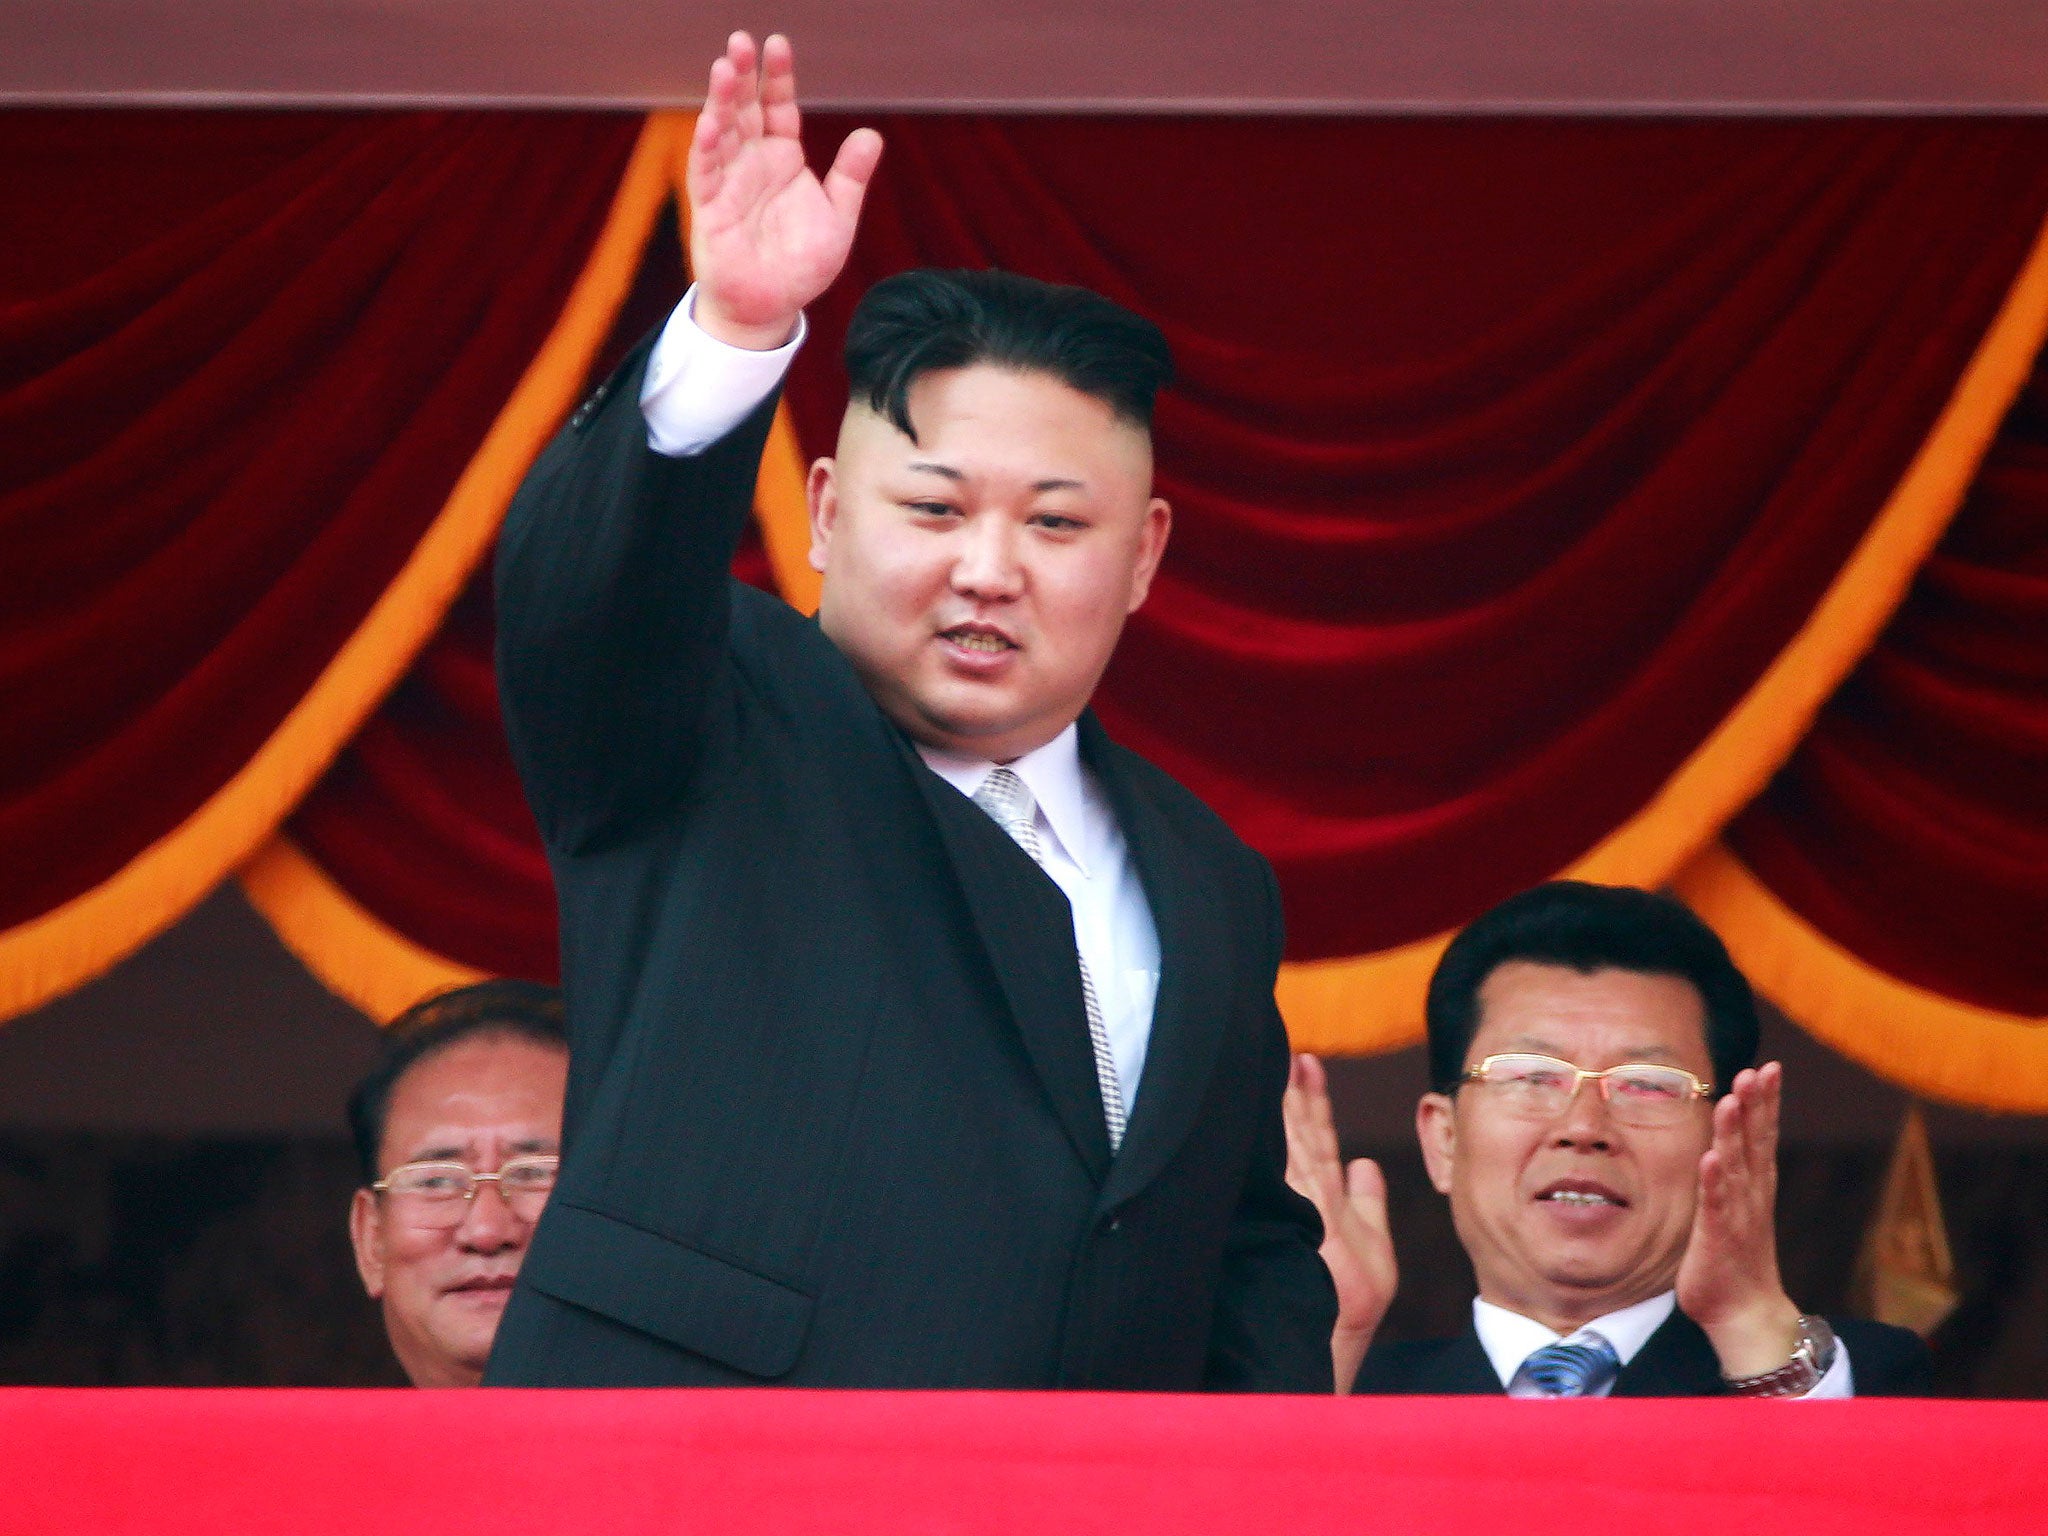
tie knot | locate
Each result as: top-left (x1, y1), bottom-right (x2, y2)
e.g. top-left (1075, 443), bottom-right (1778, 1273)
top-left (972, 767), bottom-right (1035, 835)
top-left (1511, 1331), bottom-right (1620, 1398)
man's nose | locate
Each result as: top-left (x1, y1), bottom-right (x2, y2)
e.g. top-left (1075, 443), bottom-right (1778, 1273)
top-left (1551, 1078), bottom-right (1616, 1148)
top-left (950, 513), bottom-right (1024, 598)
top-left (454, 1176), bottom-right (525, 1252)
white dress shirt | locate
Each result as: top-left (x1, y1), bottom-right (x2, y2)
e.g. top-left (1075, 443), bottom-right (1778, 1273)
top-left (639, 284), bottom-right (806, 454)
top-left (636, 288), bottom-right (1164, 1111)
top-left (917, 727), bottom-right (1162, 1107)
top-left (1473, 1290), bottom-right (1854, 1398)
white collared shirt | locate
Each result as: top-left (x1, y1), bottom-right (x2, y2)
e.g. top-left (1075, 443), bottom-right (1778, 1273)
top-left (637, 293), bottom-right (1164, 1111)
top-left (1473, 1290), bottom-right (1854, 1398)
top-left (918, 727), bottom-right (1162, 1108)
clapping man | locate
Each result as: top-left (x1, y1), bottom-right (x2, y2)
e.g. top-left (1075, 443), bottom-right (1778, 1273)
top-left (1285, 882), bottom-right (1930, 1397)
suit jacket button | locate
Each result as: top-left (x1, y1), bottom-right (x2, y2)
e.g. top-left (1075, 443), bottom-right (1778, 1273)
top-left (1106, 1217), bottom-right (1122, 1233)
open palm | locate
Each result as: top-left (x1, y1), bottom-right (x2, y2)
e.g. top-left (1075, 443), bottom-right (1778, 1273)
top-left (687, 33), bottom-right (882, 345)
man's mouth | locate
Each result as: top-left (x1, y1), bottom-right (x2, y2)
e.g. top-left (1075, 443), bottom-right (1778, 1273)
top-left (1535, 1180), bottom-right (1628, 1209)
top-left (939, 624), bottom-right (1017, 655)
top-left (447, 1275), bottom-right (517, 1296)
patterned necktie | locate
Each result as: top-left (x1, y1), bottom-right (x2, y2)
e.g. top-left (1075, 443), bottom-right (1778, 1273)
top-left (971, 767), bottom-right (1128, 1152)
top-left (1509, 1331), bottom-right (1621, 1398)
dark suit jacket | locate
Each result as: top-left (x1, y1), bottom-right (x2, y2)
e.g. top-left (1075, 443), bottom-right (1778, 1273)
top-left (483, 335), bottom-right (1335, 1390)
top-left (1353, 1309), bottom-right (1934, 1396)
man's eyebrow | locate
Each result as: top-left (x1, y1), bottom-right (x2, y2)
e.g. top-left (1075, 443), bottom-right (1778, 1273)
top-left (1032, 477), bottom-right (1086, 494)
top-left (904, 461), bottom-right (964, 481)
top-left (406, 1144), bottom-right (466, 1163)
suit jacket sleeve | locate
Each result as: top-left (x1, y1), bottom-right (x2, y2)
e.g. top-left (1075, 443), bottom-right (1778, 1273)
top-left (495, 328), bottom-right (781, 858)
top-left (1203, 858), bottom-right (1340, 1392)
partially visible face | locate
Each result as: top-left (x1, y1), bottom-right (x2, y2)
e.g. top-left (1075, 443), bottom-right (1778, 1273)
top-left (808, 365), bottom-right (1172, 763)
top-left (348, 1034), bottom-right (568, 1388)
top-left (1416, 961), bottom-right (1716, 1334)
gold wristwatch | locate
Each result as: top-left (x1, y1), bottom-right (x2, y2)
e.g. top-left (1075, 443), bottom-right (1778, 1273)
top-left (1723, 1313), bottom-right (1838, 1397)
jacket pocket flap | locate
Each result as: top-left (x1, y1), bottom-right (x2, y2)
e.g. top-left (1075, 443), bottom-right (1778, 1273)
top-left (524, 1201), bottom-right (813, 1379)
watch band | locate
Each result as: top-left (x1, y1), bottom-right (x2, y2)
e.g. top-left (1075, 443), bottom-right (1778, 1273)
top-left (1723, 1314), bottom-right (1838, 1397)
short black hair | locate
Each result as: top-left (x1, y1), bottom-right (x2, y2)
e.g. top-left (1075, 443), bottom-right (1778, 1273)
top-left (844, 267), bottom-right (1174, 443)
top-left (345, 980), bottom-right (567, 1185)
top-left (1425, 881), bottom-right (1758, 1095)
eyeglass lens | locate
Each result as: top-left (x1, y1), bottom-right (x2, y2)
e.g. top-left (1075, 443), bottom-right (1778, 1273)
top-left (1477, 1056), bottom-right (1700, 1125)
top-left (380, 1156), bottom-right (558, 1228)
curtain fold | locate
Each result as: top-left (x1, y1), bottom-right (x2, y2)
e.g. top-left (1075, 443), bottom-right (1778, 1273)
top-left (782, 116), bottom-right (2048, 962)
top-left (1676, 347), bottom-right (2048, 1110)
top-left (0, 110), bottom-right (674, 1017)
top-left (8, 112), bottom-right (2045, 1108)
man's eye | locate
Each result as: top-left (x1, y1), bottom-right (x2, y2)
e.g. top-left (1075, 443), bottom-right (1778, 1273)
top-left (1032, 513), bottom-right (1085, 532)
top-left (908, 500), bottom-right (958, 518)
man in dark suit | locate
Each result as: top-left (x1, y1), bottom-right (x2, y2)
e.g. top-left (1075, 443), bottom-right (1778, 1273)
top-left (482, 32), bottom-right (1333, 1390)
top-left (1284, 881), bottom-right (1931, 1397)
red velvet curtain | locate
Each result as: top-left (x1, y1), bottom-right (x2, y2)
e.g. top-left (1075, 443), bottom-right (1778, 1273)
top-left (0, 110), bottom-right (641, 929)
top-left (785, 116), bottom-right (2048, 959)
top-left (10, 112), bottom-right (2047, 1012)
top-left (281, 207), bottom-right (779, 978)
top-left (1727, 356), bottom-right (2048, 1016)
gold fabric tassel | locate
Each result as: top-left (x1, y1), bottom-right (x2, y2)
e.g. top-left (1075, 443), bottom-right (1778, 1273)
top-left (1851, 1103), bottom-right (1959, 1337)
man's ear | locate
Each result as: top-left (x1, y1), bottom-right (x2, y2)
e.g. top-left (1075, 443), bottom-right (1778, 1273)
top-left (807, 456), bottom-right (837, 574)
top-left (349, 1187), bottom-right (386, 1299)
top-left (1417, 1093), bottom-right (1458, 1196)
top-left (1124, 496), bottom-right (1172, 614)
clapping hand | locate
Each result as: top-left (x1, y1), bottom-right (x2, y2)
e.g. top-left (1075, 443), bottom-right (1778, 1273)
top-left (687, 32), bottom-right (884, 350)
top-left (1675, 1061), bottom-right (1804, 1378)
top-left (1283, 1052), bottom-right (1397, 1393)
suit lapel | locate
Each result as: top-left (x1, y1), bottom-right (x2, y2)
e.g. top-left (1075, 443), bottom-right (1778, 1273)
top-left (1083, 716), bottom-right (1235, 1212)
top-left (1439, 1331), bottom-right (1511, 1393)
top-left (892, 731), bottom-right (1114, 1183)
top-left (1612, 1311), bottom-right (1729, 1397)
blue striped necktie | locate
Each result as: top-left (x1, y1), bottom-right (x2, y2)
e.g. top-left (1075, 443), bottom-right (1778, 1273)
top-left (1510, 1331), bottom-right (1620, 1398)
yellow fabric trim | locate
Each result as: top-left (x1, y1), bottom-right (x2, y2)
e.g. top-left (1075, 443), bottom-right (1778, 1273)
top-left (756, 407), bottom-right (823, 614)
top-left (1675, 843), bottom-right (2048, 1113)
top-left (240, 837), bottom-right (485, 1022)
top-left (0, 112), bottom-right (688, 1024)
top-left (1278, 205), bottom-right (2048, 1058)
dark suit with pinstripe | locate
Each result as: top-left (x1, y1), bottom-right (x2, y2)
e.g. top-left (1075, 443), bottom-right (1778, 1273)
top-left (482, 335), bottom-right (1334, 1390)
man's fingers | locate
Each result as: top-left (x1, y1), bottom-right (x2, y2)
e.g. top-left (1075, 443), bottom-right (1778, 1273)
top-left (726, 31), bottom-right (765, 140)
top-left (1345, 1157), bottom-right (1390, 1232)
top-left (1753, 1060), bottom-right (1783, 1168)
top-left (759, 33), bottom-right (802, 140)
top-left (823, 128), bottom-right (884, 223)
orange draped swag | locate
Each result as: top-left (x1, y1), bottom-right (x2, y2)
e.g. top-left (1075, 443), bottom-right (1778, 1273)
top-left (1, 110), bottom-right (2044, 1108)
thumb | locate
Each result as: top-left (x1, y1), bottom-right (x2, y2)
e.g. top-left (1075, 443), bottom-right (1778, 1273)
top-left (822, 127), bottom-right (884, 223)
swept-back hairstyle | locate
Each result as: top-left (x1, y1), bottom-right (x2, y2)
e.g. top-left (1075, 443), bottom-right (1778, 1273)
top-left (843, 267), bottom-right (1174, 442)
top-left (345, 979), bottom-right (566, 1184)
top-left (1424, 881), bottom-right (1759, 1095)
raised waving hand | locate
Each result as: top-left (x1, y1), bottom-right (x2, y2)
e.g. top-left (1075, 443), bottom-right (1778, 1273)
top-left (687, 32), bottom-right (884, 350)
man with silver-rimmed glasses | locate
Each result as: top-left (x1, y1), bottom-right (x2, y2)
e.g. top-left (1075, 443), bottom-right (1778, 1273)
top-left (1284, 881), bottom-right (1932, 1397)
top-left (346, 981), bottom-right (567, 1388)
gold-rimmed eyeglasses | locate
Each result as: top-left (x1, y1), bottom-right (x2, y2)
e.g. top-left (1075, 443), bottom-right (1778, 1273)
top-left (1460, 1053), bottom-right (1711, 1128)
top-left (372, 1154), bottom-right (560, 1229)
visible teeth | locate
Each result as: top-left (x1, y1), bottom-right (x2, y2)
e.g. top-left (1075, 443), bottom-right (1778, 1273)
top-left (1543, 1191), bottom-right (1617, 1206)
top-left (950, 632), bottom-right (1008, 652)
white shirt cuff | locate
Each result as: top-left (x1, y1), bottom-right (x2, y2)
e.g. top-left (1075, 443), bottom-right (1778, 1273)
top-left (638, 283), bottom-right (806, 457)
top-left (1795, 1336), bottom-right (1855, 1399)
